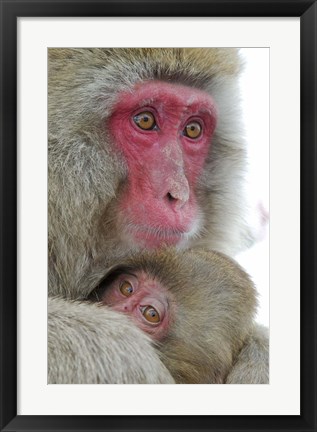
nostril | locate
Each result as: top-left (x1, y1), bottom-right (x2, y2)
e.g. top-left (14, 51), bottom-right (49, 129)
top-left (165, 192), bottom-right (186, 210)
top-left (167, 192), bottom-right (177, 202)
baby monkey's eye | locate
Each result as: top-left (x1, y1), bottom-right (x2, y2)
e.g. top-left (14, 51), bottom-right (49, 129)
top-left (184, 120), bottom-right (202, 139)
top-left (120, 281), bottom-right (134, 296)
top-left (133, 111), bottom-right (156, 130)
top-left (141, 306), bottom-right (160, 323)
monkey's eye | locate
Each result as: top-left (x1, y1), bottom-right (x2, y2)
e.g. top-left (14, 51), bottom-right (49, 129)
top-left (120, 281), bottom-right (134, 297)
top-left (141, 306), bottom-right (160, 324)
top-left (133, 111), bottom-right (156, 130)
top-left (184, 121), bottom-right (202, 139)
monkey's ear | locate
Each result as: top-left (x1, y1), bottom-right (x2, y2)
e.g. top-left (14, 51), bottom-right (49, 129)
top-left (87, 263), bottom-right (135, 302)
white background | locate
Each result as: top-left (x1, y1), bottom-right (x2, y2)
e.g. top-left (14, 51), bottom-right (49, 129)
top-left (18, 18), bottom-right (300, 416)
top-left (237, 48), bottom-right (269, 327)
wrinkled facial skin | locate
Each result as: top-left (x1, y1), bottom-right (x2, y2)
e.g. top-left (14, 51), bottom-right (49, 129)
top-left (100, 271), bottom-right (172, 341)
top-left (109, 81), bottom-right (217, 249)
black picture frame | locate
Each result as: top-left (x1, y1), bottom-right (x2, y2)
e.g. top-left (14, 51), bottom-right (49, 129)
top-left (0, 1), bottom-right (316, 431)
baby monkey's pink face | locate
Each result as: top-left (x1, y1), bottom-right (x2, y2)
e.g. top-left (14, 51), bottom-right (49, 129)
top-left (100, 271), bottom-right (173, 340)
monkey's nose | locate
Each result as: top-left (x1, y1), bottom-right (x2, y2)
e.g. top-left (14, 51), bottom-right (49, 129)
top-left (164, 175), bottom-right (190, 209)
top-left (113, 300), bottom-right (133, 313)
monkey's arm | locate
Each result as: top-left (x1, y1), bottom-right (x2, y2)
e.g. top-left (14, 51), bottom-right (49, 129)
top-left (225, 324), bottom-right (269, 384)
top-left (48, 297), bottom-right (174, 384)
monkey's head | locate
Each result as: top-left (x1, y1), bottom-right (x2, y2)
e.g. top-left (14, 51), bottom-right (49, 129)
top-left (48, 48), bottom-right (246, 296)
top-left (91, 249), bottom-right (257, 383)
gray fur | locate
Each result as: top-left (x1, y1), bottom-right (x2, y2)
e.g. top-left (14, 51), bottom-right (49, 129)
top-left (225, 325), bottom-right (269, 384)
top-left (48, 297), bottom-right (174, 384)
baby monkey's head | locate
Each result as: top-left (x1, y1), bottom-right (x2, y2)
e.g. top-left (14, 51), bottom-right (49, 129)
top-left (90, 249), bottom-right (257, 383)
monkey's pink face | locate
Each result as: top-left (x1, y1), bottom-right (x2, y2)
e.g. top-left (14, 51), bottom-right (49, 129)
top-left (100, 271), bottom-right (172, 340)
top-left (109, 81), bottom-right (217, 249)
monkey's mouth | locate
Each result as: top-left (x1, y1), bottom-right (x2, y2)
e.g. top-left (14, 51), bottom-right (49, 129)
top-left (123, 222), bottom-right (198, 249)
top-left (122, 224), bottom-right (179, 246)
